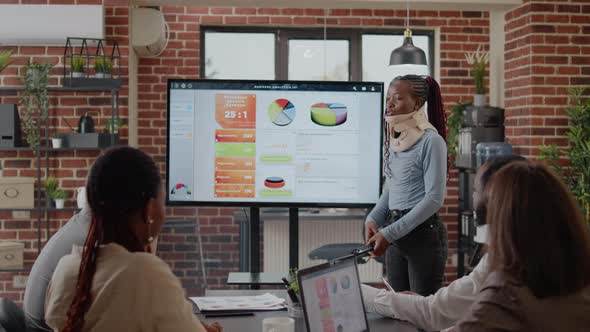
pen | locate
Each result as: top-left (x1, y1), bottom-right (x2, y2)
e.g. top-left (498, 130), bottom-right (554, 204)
top-left (204, 312), bottom-right (255, 318)
top-left (381, 276), bottom-right (395, 292)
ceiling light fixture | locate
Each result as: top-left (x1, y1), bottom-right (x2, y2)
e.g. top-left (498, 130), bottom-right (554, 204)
top-left (389, 0), bottom-right (428, 66)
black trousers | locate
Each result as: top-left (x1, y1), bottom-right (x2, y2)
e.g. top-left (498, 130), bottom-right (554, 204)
top-left (384, 211), bottom-right (448, 296)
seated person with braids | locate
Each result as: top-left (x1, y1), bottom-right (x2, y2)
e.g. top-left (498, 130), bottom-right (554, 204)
top-left (44, 147), bottom-right (221, 332)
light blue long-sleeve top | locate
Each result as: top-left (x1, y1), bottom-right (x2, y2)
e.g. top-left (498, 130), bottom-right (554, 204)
top-left (367, 129), bottom-right (447, 243)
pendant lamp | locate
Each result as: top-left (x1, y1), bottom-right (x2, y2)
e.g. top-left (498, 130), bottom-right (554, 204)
top-left (389, 0), bottom-right (428, 66)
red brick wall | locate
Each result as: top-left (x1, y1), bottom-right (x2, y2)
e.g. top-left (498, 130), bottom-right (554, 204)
top-left (6, 0), bottom-right (585, 303)
top-left (504, 0), bottom-right (590, 157)
top-left (137, 7), bottom-right (492, 287)
top-left (0, 0), bottom-right (130, 302)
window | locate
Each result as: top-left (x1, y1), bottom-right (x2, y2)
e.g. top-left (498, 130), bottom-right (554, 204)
top-left (203, 32), bottom-right (275, 79)
top-left (288, 39), bottom-right (350, 81)
top-left (202, 28), bottom-right (434, 87)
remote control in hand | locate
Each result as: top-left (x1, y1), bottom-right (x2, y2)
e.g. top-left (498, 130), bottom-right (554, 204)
top-left (351, 243), bottom-right (374, 256)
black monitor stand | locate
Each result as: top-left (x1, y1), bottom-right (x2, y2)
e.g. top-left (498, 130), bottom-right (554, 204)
top-left (248, 207), bottom-right (299, 273)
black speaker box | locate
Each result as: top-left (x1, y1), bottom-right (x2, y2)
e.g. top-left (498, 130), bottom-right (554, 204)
top-left (0, 104), bottom-right (22, 148)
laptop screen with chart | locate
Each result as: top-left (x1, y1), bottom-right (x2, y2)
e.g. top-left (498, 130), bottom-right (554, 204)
top-left (166, 79), bottom-right (384, 207)
top-left (298, 257), bottom-right (369, 332)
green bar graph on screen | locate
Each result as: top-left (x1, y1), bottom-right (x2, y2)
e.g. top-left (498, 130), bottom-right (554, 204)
top-left (215, 143), bottom-right (256, 158)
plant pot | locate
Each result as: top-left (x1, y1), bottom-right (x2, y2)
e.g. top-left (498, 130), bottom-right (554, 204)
top-left (54, 199), bottom-right (65, 209)
top-left (51, 138), bottom-right (63, 149)
top-left (72, 71), bottom-right (85, 78)
top-left (474, 94), bottom-right (486, 107)
top-left (95, 72), bottom-right (112, 79)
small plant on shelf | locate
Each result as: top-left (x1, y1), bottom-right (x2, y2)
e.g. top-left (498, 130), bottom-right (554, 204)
top-left (104, 116), bottom-right (127, 134)
top-left (0, 49), bottom-right (13, 74)
top-left (465, 45), bottom-right (489, 106)
top-left (20, 62), bottom-right (53, 152)
top-left (71, 55), bottom-right (86, 78)
top-left (51, 133), bottom-right (63, 149)
top-left (45, 177), bottom-right (67, 209)
top-left (94, 58), bottom-right (113, 79)
top-left (52, 189), bottom-right (67, 209)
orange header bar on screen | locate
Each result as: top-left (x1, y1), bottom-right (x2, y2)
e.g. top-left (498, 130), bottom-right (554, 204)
top-left (214, 170), bottom-right (255, 184)
top-left (215, 129), bottom-right (256, 143)
top-left (215, 93), bottom-right (256, 129)
top-left (215, 157), bottom-right (256, 171)
top-left (214, 184), bottom-right (255, 198)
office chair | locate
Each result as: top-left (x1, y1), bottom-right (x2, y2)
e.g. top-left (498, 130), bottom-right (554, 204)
top-left (0, 298), bottom-right (27, 332)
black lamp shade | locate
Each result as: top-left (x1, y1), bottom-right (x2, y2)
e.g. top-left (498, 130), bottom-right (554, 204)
top-left (389, 36), bottom-right (428, 66)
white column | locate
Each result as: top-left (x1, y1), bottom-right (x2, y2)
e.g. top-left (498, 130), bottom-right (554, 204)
top-left (489, 9), bottom-right (506, 108)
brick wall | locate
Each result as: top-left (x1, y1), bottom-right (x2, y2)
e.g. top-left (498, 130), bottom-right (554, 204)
top-left (137, 7), bottom-right (492, 287)
top-left (504, 0), bottom-right (590, 157)
top-left (4, 0), bottom-right (585, 303)
top-left (0, 0), bottom-right (130, 302)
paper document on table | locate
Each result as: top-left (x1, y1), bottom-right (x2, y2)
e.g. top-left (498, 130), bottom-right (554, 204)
top-left (190, 293), bottom-right (286, 311)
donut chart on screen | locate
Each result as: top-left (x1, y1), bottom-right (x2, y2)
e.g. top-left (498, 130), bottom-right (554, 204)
top-left (268, 99), bottom-right (296, 126)
top-left (264, 177), bottom-right (285, 189)
top-left (310, 103), bottom-right (348, 126)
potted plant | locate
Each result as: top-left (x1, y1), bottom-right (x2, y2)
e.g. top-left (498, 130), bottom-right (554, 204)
top-left (102, 116), bottom-right (125, 147)
top-left (539, 87), bottom-right (590, 225)
top-left (52, 189), bottom-right (67, 209)
top-left (51, 133), bottom-right (63, 149)
top-left (465, 45), bottom-right (489, 107)
top-left (94, 58), bottom-right (113, 79)
top-left (0, 162), bottom-right (3, 177)
top-left (20, 62), bottom-right (53, 152)
top-left (0, 49), bottom-right (13, 74)
top-left (104, 116), bottom-right (127, 135)
top-left (447, 102), bottom-right (470, 157)
top-left (72, 55), bottom-right (86, 78)
top-left (45, 177), bottom-right (67, 208)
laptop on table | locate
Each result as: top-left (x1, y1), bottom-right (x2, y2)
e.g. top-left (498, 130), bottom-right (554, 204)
top-left (297, 255), bottom-right (370, 332)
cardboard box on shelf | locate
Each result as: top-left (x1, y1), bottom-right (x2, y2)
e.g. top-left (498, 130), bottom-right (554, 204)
top-left (0, 242), bottom-right (25, 269)
top-left (0, 177), bottom-right (35, 209)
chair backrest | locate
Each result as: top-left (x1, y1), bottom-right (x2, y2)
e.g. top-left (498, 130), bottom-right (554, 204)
top-left (0, 298), bottom-right (27, 332)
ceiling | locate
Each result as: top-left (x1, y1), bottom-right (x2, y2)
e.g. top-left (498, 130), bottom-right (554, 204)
top-left (131, 0), bottom-right (522, 11)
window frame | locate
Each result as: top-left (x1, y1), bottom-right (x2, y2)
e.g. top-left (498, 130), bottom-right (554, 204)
top-left (200, 26), bottom-right (435, 81)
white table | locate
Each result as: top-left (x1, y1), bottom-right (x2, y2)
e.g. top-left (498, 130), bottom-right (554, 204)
top-left (196, 290), bottom-right (421, 332)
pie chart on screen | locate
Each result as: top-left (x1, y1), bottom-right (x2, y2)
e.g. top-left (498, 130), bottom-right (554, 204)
top-left (311, 103), bottom-right (348, 126)
top-left (268, 99), bottom-right (296, 126)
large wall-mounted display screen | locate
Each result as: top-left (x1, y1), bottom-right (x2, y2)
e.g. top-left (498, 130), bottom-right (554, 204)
top-left (167, 80), bottom-right (383, 207)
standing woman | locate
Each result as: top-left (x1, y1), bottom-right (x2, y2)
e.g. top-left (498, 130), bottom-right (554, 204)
top-left (366, 75), bottom-right (448, 296)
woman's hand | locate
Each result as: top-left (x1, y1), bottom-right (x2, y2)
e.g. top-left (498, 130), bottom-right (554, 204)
top-left (365, 221), bottom-right (379, 243)
top-left (202, 321), bottom-right (223, 332)
top-left (367, 231), bottom-right (391, 257)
